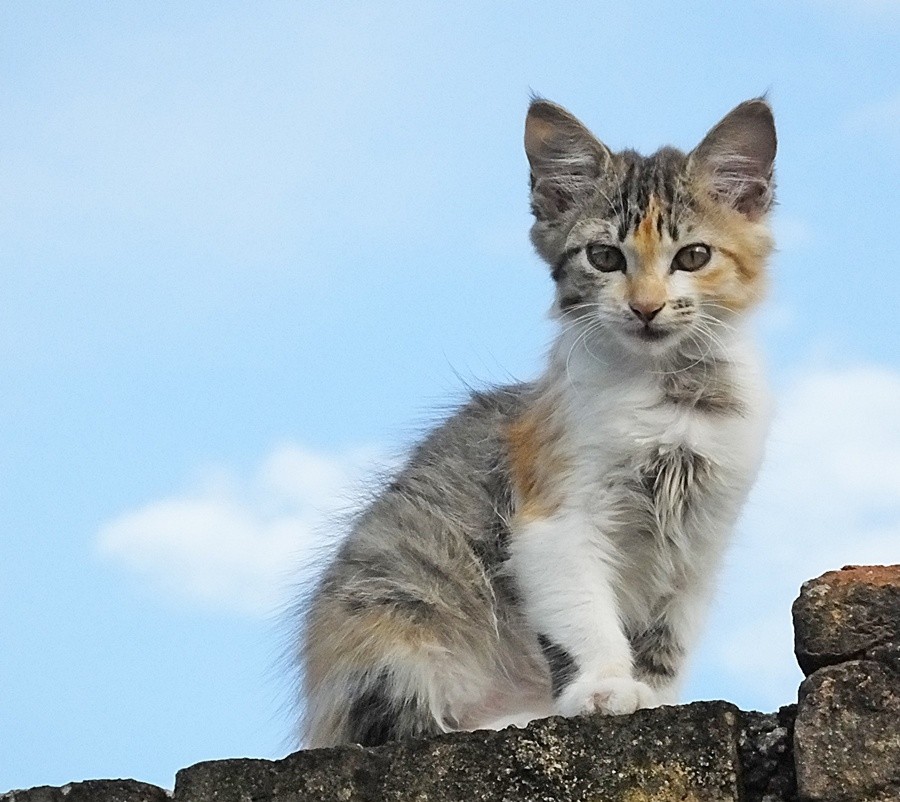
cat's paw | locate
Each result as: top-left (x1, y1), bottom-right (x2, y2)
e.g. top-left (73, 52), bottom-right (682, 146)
top-left (556, 674), bottom-right (657, 717)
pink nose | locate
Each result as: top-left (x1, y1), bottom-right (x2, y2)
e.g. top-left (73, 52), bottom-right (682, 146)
top-left (629, 303), bottom-right (665, 324)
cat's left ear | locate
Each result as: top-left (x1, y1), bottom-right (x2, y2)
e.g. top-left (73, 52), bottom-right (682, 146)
top-left (690, 98), bottom-right (777, 219)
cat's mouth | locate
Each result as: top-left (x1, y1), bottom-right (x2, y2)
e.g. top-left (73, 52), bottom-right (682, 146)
top-left (631, 324), bottom-right (672, 342)
top-left (614, 319), bottom-right (686, 354)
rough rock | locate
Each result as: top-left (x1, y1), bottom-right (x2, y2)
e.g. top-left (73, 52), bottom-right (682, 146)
top-left (794, 660), bottom-right (900, 802)
top-left (793, 565), bottom-right (900, 676)
top-left (738, 707), bottom-right (798, 802)
top-left (0, 781), bottom-right (169, 802)
top-left (175, 701), bottom-right (743, 802)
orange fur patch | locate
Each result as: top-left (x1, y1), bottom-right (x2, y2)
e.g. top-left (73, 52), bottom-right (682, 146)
top-left (506, 404), bottom-right (564, 521)
top-left (632, 194), bottom-right (662, 262)
top-left (689, 183), bottom-right (773, 312)
top-left (626, 196), bottom-right (669, 313)
top-left (716, 245), bottom-right (757, 283)
top-left (305, 604), bottom-right (437, 685)
top-left (626, 270), bottom-right (668, 315)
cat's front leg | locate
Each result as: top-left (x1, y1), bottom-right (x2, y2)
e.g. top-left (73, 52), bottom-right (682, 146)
top-left (629, 580), bottom-right (714, 706)
top-left (628, 615), bottom-right (686, 706)
top-left (508, 512), bottom-right (656, 717)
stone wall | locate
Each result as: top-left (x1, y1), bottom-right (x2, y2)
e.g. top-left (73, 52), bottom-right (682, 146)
top-left (4, 565), bottom-right (898, 802)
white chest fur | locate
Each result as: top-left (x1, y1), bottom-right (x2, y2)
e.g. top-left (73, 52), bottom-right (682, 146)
top-left (496, 329), bottom-right (772, 725)
top-left (519, 329), bottom-right (770, 639)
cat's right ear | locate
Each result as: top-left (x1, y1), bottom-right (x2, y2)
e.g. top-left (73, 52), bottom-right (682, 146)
top-left (525, 100), bottom-right (611, 220)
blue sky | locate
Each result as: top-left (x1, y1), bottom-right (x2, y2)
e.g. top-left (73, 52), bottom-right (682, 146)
top-left (2, 0), bottom-right (899, 791)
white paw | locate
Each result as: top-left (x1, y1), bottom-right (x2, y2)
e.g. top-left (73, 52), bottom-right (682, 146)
top-left (556, 674), bottom-right (657, 718)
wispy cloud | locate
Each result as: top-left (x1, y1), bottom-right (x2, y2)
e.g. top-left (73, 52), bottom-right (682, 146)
top-left (97, 444), bottom-right (387, 616)
top-left (704, 363), bottom-right (900, 708)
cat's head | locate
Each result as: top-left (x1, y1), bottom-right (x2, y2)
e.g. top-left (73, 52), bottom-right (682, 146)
top-left (524, 98), bottom-right (776, 358)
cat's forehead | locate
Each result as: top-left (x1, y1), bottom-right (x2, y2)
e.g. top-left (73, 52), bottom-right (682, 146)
top-left (597, 147), bottom-right (694, 242)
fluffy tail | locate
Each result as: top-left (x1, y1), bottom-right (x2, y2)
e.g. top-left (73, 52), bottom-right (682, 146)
top-left (298, 517), bottom-right (510, 747)
top-left (299, 579), bottom-right (508, 747)
top-left (303, 663), bottom-right (445, 747)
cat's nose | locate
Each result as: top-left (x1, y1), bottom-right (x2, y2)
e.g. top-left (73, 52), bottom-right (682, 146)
top-left (629, 302), bottom-right (665, 324)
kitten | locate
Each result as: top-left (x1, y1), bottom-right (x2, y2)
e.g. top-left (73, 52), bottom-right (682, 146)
top-left (297, 97), bottom-right (776, 747)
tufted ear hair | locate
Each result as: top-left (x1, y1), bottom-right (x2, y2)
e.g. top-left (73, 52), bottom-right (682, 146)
top-left (525, 99), bottom-right (611, 221)
top-left (690, 98), bottom-right (777, 219)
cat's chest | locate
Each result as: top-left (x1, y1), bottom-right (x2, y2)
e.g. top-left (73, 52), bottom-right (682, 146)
top-left (566, 395), bottom-right (763, 620)
top-left (562, 372), bottom-right (766, 521)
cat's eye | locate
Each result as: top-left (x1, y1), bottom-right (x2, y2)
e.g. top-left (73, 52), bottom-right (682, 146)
top-left (671, 243), bottom-right (712, 272)
top-left (586, 243), bottom-right (627, 273)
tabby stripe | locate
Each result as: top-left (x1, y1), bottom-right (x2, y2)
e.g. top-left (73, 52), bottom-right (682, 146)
top-left (551, 247), bottom-right (582, 282)
top-left (558, 294), bottom-right (585, 311)
top-left (347, 670), bottom-right (402, 746)
top-left (537, 634), bottom-right (577, 698)
top-left (628, 621), bottom-right (684, 681)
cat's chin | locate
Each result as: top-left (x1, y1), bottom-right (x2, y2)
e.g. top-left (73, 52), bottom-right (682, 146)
top-left (614, 325), bottom-right (687, 358)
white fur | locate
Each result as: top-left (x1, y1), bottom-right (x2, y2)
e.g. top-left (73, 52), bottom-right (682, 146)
top-left (495, 321), bottom-right (770, 724)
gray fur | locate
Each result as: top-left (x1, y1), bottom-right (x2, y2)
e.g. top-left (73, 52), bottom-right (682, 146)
top-left (662, 355), bottom-right (746, 416)
top-left (627, 619), bottom-right (684, 682)
top-left (317, 387), bottom-right (525, 625)
top-left (691, 98), bottom-right (777, 218)
top-left (301, 386), bottom-right (551, 746)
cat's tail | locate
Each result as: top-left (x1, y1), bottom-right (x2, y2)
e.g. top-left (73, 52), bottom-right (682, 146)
top-left (299, 589), bottom-right (504, 748)
top-left (301, 661), bottom-right (446, 748)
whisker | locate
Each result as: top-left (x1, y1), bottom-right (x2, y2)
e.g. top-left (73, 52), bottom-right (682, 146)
top-left (563, 318), bottom-right (607, 389)
top-left (558, 310), bottom-right (600, 337)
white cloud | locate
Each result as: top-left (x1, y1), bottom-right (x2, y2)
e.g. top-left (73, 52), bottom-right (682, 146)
top-left (97, 444), bottom-right (388, 616)
top-left (702, 363), bottom-right (900, 709)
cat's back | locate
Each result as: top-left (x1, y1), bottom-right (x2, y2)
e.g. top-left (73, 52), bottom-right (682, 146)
top-left (362, 383), bottom-right (528, 531)
top-left (312, 382), bottom-right (531, 610)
